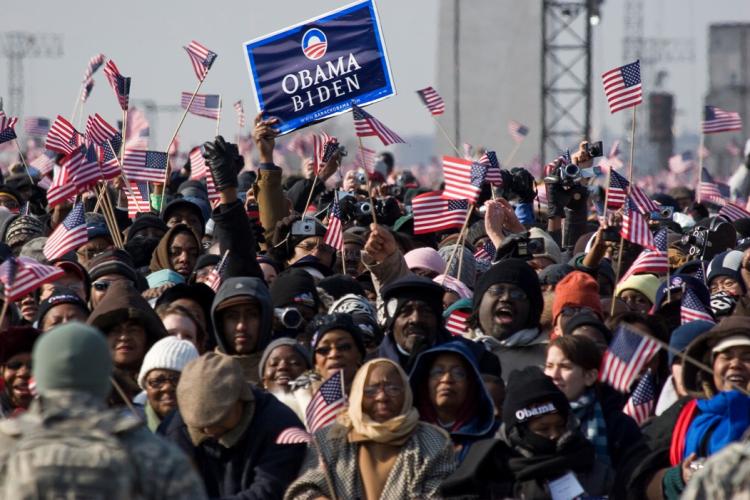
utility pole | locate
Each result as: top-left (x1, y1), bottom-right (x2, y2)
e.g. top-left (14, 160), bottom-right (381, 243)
top-left (0, 32), bottom-right (63, 117)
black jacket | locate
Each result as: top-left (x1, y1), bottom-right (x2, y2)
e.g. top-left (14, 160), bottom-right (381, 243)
top-left (162, 388), bottom-right (306, 500)
top-left (212, 200), bottom-right (263, 280)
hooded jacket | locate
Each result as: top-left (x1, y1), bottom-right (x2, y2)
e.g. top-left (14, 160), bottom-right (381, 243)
top-left (211, 276), bottom-right (272, 385)
top-left (409, 340), bottom-right (498, 463)
top-left (148, 223), bottom-right (202, 275)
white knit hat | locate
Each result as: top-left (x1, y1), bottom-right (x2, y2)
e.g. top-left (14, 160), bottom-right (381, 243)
top-left (137, 336), bottom-right (199, 390)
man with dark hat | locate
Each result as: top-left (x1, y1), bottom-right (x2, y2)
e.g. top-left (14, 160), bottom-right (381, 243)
top-left (86, 249), bottom-right (140, 309)
top-left (470, 259), bottom-right (547, 383)
top-left (34, 287), bottom-right (89, 332)
top-left (374, 275), bottom-right (450, 370)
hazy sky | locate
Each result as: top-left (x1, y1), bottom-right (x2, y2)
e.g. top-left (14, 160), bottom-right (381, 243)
top-left (4, 0), bottom-right (750, 158)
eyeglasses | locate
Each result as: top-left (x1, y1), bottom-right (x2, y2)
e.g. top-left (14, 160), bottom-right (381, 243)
top-left (363, 383), bottom-right (404, 397)
top-left (314, 342), bottom-right (354, 357)
top-left (428, 366), bottom-right (468, 381)
top-left (5, 359), bottom-right (31, 371)
top-left (485, 285), bottom-right (527, 300)
top-left (146, 373), bottom-right (180, 389)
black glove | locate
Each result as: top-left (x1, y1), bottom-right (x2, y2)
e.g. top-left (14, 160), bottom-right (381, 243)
top-left (201, 136), bottom-right (244, 191)
top-left (545, 181), bottom-right (569, 217)
top-left (510, 168), bottom-right (536, 203)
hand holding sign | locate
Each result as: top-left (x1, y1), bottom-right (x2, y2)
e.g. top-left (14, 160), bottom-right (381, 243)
top-left (253, 113), bottom-right (279, 164)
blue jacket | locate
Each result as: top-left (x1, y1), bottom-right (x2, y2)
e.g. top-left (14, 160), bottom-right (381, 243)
top-left (409, 340), bottom-right (499, 463)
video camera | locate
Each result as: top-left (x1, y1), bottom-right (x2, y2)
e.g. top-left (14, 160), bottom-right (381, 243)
top-left (494, 232), bottom-right (546, 261)
top-left (543, 142), bottom-right (603, 188)
top-left (337, 194), bottom-right (401, 227)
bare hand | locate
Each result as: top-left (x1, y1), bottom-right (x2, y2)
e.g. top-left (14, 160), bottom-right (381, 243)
top-left (681, 453), bottom-right (699, 484)
top-left (253, 113), bottom-right (279, 164)
top-left (571, 140), bottom-right (594, 168)
top-left (484, 200), bottom-right (506, 250)
top-left (318, 145), bottom-right (342, 181)
top-left (496, 197), bottom-right (525, 233)
top-left (364, 223), bottom-right (397, 263)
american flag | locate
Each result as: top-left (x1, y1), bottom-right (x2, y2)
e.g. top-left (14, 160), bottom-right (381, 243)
top-left (275, 427), bottom-right (311, 444)
top-left (205, 250), bottom-right (229, 293)
top-left (0, 257), bottom-right (65, 302)
top-left (46, 164), bottom-right (76, 208)
top-left (607, 169), bottom-right (658, 213)
top-left (446, 309), bottom-right (470, 336)
top-left (323, 196), bottom-right (343, 251)
top-left (478, 150), bottom-right (503, 186)
top-left (681, 288), bottom-right (715, 324)
top-left (23, 117), bottom-right (50, 136)
top-left (306, 369), bottom-right (346, 433)
top-left (85, 114), bottom-right (121, 147)
top-left (599, 323), bottom-right (660, 393)
top-left (184, 40), bottom-right (217, 81)
top-left (621, 197), bottom-right (655, 249)
top-left (352, 103), bottom-right (405, 145)
top-left (442, 156), bottom-right (486, 202)
top-left (80, 53), bottom-right (106, 103)
top-left (602, 60), bottom-right (643, 114)
top-left (0, 112), bottom-right (18, 145)
top-left (312, 132), bottom-right (334, 175)
top-left (123, 150), bottom-right (168, 183)
top-left (698, 169), bottom-right (728, 205)
top-left (357, 146), bottom-right (377, 174)
top-left (127, 182), bottom-right (151, 218)
top-left (74, 145), bottom-right (104, 190)
top-left (508, 120), bottom-right (529, 143)
top-left (96, 141), bottom-right (121, 180)
top-left (474, 241), bottom-right (496, 263)
top-left (81, 79), bottom-right (95, 103)
top-left (694, 263), bottom-right (705, 284)
top-left (125, 107), bottom-right (150, 149)
top-left (620, 228), bottom-right (669, 282)
top-left (719, 203), bottom-right (750, 222)
top-left (30, 150), bottom-right (57, 176)
top-left (703, 106), bottom-right (743, 134)
top-left (412, 191), bottom-right (468, 234)
top-left (233, 100), bottom-right (245, 128)
top-left (46, 116), bottom-right (83, 155)
top-left (103, 60), bottom-right (131, 111)
top-left (181, 92), bottom-right (221, 120)
top-left (623, 370), bottom-right (656, 425)
top-left (42, 203), bottom-right (87, 261)
top-left (416, 86), bottom-right (445, 116)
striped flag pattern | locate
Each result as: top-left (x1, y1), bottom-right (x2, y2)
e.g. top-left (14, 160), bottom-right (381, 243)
top-left (621, 197), bottom-right (654, 249)
top-left (181, 92), bottom-right (221, 120)
top-left (602, 60), bottom-right (643, 114)
top-left (0, 112), bottom-right (18, 145)
top-left (46, 116), bottom-right (83, 155)
top-left (416, 87), bottom-right (445, 116)
top-left (312, 132), bottom-right (334, 176)
top-left (323, 196), bottom-right (344, 251)
top-left (127, 182), bottom-right (151, 218)
top-left (103, 60), bottom-right (131, 110)
top-left (698, 170), bottom-right (728, 205)
top-left (71, 145), bottom-right (103, 190)
top-left (412, 191), bottom-right (468, 234)
top-left (607, 169), bottom-right (628, 209)
top-left (441, 156), bottom-right (486, 202)
top-left (620, 228), bottom-right (669, 282)
top-left (85, 114), bottom-right (121, 147)
top-left (184, 41), bottom-right (217, 81)
top-left (275, 427), bottom-right (311, 444)
top-left (474, 241), bottom-right (496, 263)
top-left (305, 369), bottom-right (346, 433)
top-left (681, 288), bottom-right (715, 324)
top-left (507, 120), bottom-right (529, 143)
top-left (123, 150), bottom-right (168, 183)
top-left (80, 53), bottom-right (106, 103)
top-left (46, 163), bottom-right (76, 208)
top-left (356, 146), bottom-right (377, 174)
top-left (478, 151), bottom-right (503, 186)
top-left (599, 323), bottom-right (660, 393)
top-left (702, 106), bottom-right (743, 134)
top-left (719, 203), bottom-right (750, 222)
top-left (205, 250), bottom-right (229, 293)
top-left (0, 257), bottom-right (65, 302)
top-left (446, 309), bottom-right (470, 336)
top-left (23, 117), bottom-right (50, 136)
top-left (43, 203), bottom-right (88, 260)
top-left (30, 150), bottom-right (57, 176)
top-left (234, 100), bottom-right (245, 128)
top-left (125, 107), bottom-right (150, 149)
top-left (623, 370), bottom-right (656, 425)
top-left (352, 103), bottom-right (405, 145)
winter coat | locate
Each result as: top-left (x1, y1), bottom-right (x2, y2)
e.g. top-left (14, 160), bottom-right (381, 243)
top-left (596, 384), bottom-right (644, 469)
top-left (211, 199), bottom-right (263, 280)
top-left (286, 177), bottom-right (325, 216)
top-left (148, 223), bottom-right (202, 275)
top-left (210, 276), bottom-right (273, 385)
top-left (409, 340), bottom-right (499, 463)
top-left (163, 387), bottom-right (306, 500)
top-left (254, 165), bottom-right (289, 244)
top-left (284, 421), bottom-right (455, 500)
top-left (473, 328), bottom-right (548, 384)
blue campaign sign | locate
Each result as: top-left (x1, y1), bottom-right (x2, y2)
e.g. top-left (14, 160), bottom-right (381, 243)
top-left (243, 0), bottom-right (396, 135)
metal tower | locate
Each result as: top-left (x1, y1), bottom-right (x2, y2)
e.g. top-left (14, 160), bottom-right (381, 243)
top-left (0, 32), bottom-right (63, 117)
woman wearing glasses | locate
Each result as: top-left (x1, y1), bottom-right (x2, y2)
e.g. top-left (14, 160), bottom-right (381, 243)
top-left (285, 358), bottom-right (454, 500)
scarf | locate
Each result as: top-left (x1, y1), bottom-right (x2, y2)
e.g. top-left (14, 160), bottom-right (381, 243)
top-left (684, 390), bottom-right (750, 459)
top-left (476, 327), bottom-right (542, 349)
top-left (144, 403), bottom-right (162, 433)
top-left (569, 389), bottom-right (610, 466)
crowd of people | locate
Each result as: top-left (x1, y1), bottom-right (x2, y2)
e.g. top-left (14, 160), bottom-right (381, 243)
top-left (0, 109), bottom-right (750, 499)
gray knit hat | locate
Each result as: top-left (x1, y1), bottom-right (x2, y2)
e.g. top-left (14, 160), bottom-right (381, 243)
top-left (6, 215), bottom-right (44, 249)
top-left (138, 336), bottom-right (199, 390)
top-left (258, 337), bottom-right (310, 381)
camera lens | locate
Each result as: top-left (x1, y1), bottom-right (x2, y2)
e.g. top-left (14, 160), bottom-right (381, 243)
top-left (563, 164), bottom-right (580, 177)
top-left (357, 202), bottom-right (372, 215)
top-left (275, 307), bottom-right (303, 329)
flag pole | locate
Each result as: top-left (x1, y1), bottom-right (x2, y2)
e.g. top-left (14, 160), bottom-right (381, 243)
top-left (505, 141), bottom-right (523, 165)
top-left (160, 78), bottom-right (205, 214)
top-left (214, 95), bottom-right (222, 138)
top-left (12, 138), bottom-right (34, 184)
top-left (356, 136), bottom-right (378, 225)
top-left (696, 132), bottom-right (705, 204)
top-left (0, 295), bottom-right (10, 330)
top-left (442, 204), bottom-right (474, 285)
top-left (301, 175), bottom-right (319, 217)
top-left (105, 141), bottom-right (139, 208)
top-left (602, 166), bottom-right (612, 220)
top-left (433, 118), bottom-right (463, 157)
top-left (119, 109), bottom-right (128, 166)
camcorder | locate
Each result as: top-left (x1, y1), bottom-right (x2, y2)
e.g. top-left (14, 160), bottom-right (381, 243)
top-left (543, 153), bottom-right (602, 188)
top-left (649, 206), bottom-right (674, 221)
top-left (337, 194), bottom-right (401, 226)
top-left (495, 233), bottom-right (546, 261)
top-left (680, 219), bottom-right (736, 260)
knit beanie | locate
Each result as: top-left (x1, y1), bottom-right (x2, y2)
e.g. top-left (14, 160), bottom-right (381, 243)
top-left (404, 247), bottom-right (445, 275)
top-left (654, 274), bottom-right (710, 310)
top-left (307, 313), bottom-right (366, 360)
top-left (707, 250), bottom-right (745, 292)
top-left (19, 236), bottom-right (49, 263)
top-left (5, 215), bottom-right (44, 248)
top-left (317, 275), bottom-right (366, 301)
top-left (177, 352), bottom-right (253, 429)
top-left (552, 271), bottom-right (603, 322)
top-left (34, 288), bottom-right (90, 328)
top-left (538, 263), bottom-right (574, 288)
top-left (33, 322), bottom-right (112, 400)
top-left (328, 293), bottom-right (381, 346)
top-left (502, 366), bottom-right (570, 431)
top-left (473, 259), bottom-right (543, 329)
top-left (88, 249), bottom-right (138, 283)
top-left (270, 268), bottom-right (320, 309)
top-left (258, 337), bottom-right (311, 381)
top-left (382, 276), bottom-right (445, 332)
top-left (126, 214), bottom-right (167, 243)
top-left (668, 320), bottom-right (714, 365)
top-left (137, 336), bottom-right (199, 389)
top-left (615, 274), bottom-right (661, 305)
top-left (438, 244), bottom-right (476, 289)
